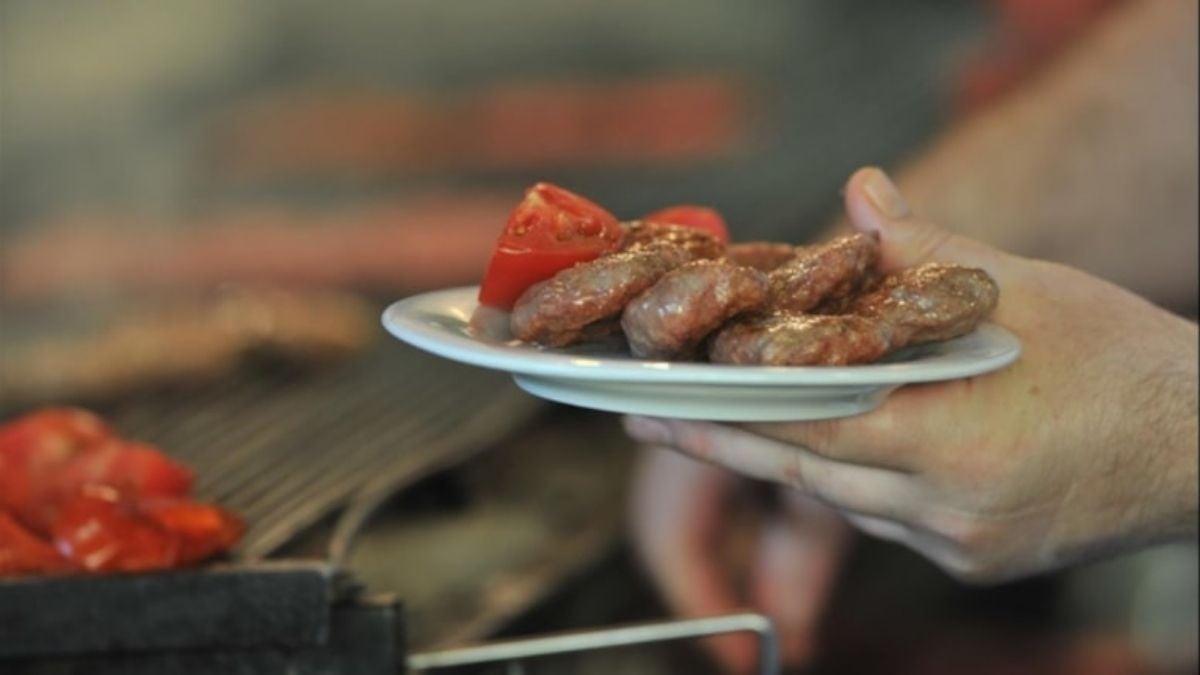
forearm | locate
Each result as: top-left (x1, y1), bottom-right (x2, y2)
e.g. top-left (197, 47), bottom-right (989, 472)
top-left (894, 1), bottom-right (1198, 312)
top-left (1153, 319), bottom-right (1199, 541)
top-left (1167, 405), bottom-right (1199, 540)
top-left (1108, 313), bottom-right (1200, 551)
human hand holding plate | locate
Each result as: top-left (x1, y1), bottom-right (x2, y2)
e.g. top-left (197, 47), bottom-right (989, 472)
top-left (625, 167), bottom-right (1200, 584)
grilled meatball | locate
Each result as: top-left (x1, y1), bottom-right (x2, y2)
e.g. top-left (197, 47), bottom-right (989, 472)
top-left (620, 221), bottom-right (725, 261)
top-left (767, 233), bottom-right (880, 312)
top-left (725, 242), bottom-right (798, 271)
top-left (622, 260), bottom-right (768, 360)
top-left (812, 269), bottom-right (883, 315)
top-left (709, 313), bottom-right (892, 366)
top-left (510, 245), bottom-right (692, 347)
top-left (850, 263), bottom-right (999, 345)
top-left (710, 263), bottom-right (999, 366)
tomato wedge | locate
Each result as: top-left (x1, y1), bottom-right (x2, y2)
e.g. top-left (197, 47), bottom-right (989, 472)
top-left (1, 511), bottom-right (72, 575)
top-left (0, 407), bottom-right (245, 577)
top-left (7, 439), bottom-right (195, 535)
top-left (54, 440), bottom-right (195, 501)
top-left (141, 499), bottom-right (244, 565)
top-left (478, 182), bottom-right (622, 310)
top-left (644, 205), bottom-right (730, 243)
top-left (0, 408), bottom-right (114, 533)
top-left (0, 408), bottom-right (113, 458)
top-left (52, 490), bottom-right (181, 573)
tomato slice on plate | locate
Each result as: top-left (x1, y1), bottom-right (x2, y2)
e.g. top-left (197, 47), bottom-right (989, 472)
top-left (644, 205), bottom-right (730, 243)
top-left (478, 182), bottom-right (622, 310)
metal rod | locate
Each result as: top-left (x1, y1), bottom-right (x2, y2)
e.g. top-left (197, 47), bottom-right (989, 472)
top-left (407, 612), bottom-right (779, 675)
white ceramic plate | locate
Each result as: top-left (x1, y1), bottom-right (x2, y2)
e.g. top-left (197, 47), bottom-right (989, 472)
top-left (383, 286), bottom-right (1021, 421)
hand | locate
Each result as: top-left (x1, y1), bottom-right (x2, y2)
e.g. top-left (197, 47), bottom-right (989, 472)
top-left (629, 447), bottom-right (850, 673)
top-left (626, 167), bottom-right (1198, 584)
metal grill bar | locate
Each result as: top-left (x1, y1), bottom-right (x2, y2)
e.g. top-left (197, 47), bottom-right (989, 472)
top-left (407, 613), bottom-right (780, 675)
top-left (106, 339), bottom-right (543, 561)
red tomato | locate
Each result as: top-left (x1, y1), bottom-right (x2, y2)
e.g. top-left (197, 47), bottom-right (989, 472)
top-left (54, 440), bottom-right (195, 502)
top-left (1, 511), bottom-right (73, 575)
top-left (643, 205), bottom-right (730, 243)
top-left (0, 408), bottom-right (113, 457)
top-left (10, 439), bottom-right (194, 535)
top-left (141, 499), bottom-right (245, 565)
top-left (0, 408), bottom-right (114, 532)
top-left (478, 182), bottom-right (622, 310)
top-left (52, 490), bottom-right (180, 573)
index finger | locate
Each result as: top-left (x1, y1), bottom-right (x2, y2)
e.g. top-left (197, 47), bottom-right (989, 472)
top-left (741, 378), bottom-right (968, 470)
top-left (624, 416), bottom-right (925, 523)
top-left (628, 447), bottom-right (759, 674)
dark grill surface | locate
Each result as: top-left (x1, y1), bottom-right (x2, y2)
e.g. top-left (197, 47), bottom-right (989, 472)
top-left (100, 337), bottom-right (544, 561)
top-left (1, 329), bottom-right (544, 672)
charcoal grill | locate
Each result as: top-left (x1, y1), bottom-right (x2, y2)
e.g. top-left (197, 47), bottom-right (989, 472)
top-left (1, 331), bottom-right (781, 674)
top-left (1, 335), bottom-right (537, 672)
top-left (1, 560), bottom-right (778, 675)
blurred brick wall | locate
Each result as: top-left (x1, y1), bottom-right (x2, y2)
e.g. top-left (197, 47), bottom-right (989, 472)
top-left (1, 0), bottom-right (986, 242)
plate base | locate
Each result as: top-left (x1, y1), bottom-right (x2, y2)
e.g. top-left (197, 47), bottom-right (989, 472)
top-left (514, 375), bottom-right (898, 422)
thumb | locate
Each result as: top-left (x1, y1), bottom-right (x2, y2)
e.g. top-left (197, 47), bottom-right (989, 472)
top-left (844, 167), bottom-right (1002, 272)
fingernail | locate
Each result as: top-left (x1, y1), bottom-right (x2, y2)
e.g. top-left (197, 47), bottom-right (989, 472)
top-left (862, 168), bottom-right (911, 219)
top-left (624, 416), bottom-right (670, 444)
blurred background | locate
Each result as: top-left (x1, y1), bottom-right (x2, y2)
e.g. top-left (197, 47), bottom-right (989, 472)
top-left (1, 0), bottom-right (1196, 673)
top-left (1, 0), bottom-right (986, 298)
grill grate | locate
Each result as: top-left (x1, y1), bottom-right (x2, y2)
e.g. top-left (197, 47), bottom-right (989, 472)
top-left (103, 337), bottom-right (544, 561)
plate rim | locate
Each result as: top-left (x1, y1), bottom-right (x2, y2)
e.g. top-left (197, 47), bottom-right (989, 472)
top-left (382, 286), bottom-right (1021, 386)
